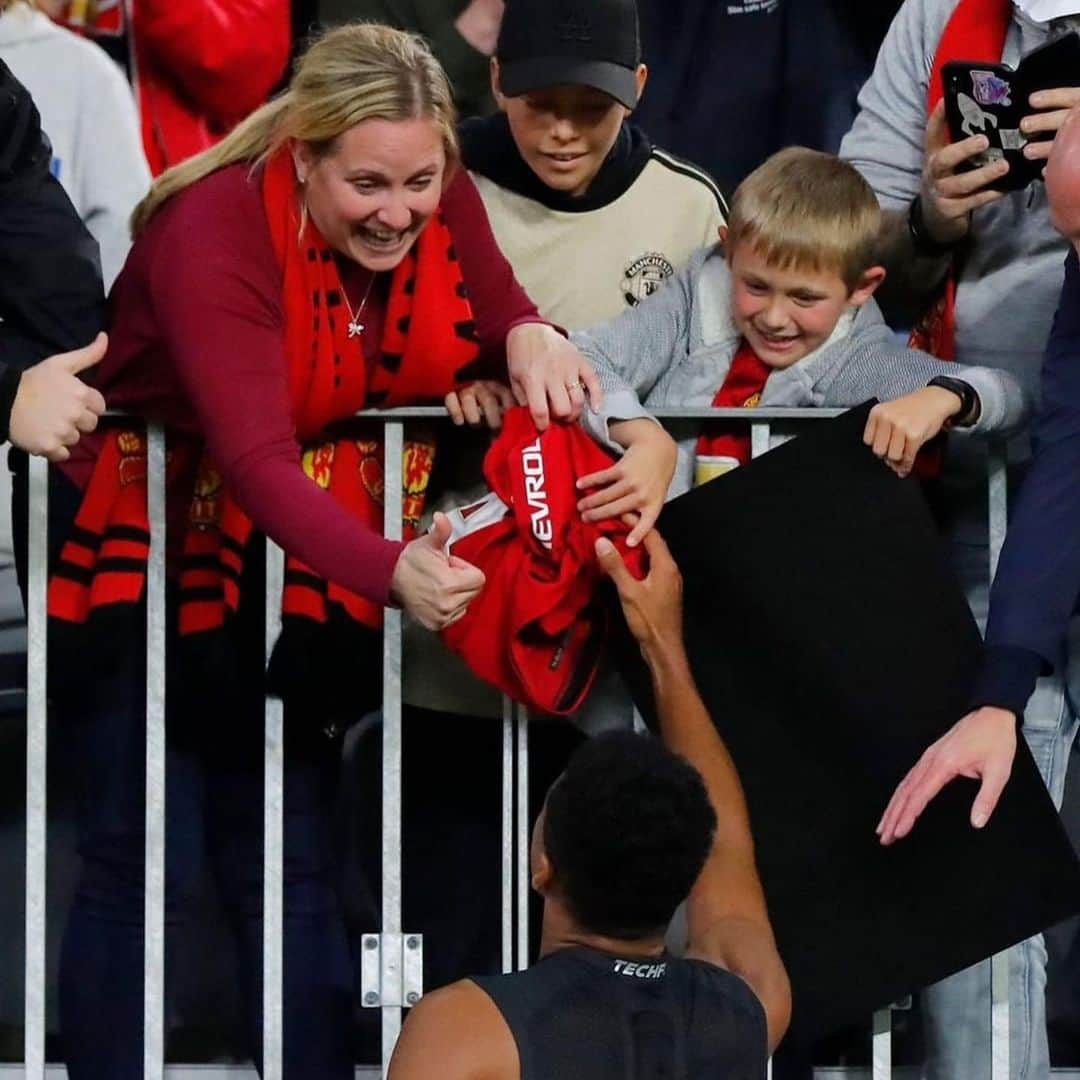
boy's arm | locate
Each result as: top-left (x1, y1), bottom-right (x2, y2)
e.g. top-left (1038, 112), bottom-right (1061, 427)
top-left (815, 329), bottom-right (1030, 435)
top-left (595, 534), bottom-right (792, 1053)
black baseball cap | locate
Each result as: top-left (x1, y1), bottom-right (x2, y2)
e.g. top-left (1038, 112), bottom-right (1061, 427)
top-left (496, 0), bottom-right (642, 110)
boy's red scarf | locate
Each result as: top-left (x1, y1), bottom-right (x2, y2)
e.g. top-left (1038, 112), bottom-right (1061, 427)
top-left (48, 150), bottom-right (481, 635)
top-left (695, 339), bottom-right (772, 469)
top-left (911, 0), bottom-right (1012, 358)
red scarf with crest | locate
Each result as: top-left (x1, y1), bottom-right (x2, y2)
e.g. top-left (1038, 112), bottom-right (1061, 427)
top-left (694, 339), bottom-right (772, 478)
top-left (49, 150), bottom-right (481, 636)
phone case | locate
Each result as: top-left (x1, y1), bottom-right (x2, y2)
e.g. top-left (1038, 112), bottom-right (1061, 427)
top-left (942, 31), bottom-right (1080, 192)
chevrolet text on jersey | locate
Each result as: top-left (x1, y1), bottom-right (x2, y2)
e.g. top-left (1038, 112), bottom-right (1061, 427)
top-left (521, 437), bottom-right (553, 549)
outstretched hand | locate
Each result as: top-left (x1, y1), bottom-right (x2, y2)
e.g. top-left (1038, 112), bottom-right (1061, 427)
top-left (595, 528), bottom-right (682, 656)
top-left (876, 705), bottom-right (1017, 845)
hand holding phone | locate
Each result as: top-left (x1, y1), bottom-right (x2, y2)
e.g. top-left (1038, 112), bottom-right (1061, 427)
top-left (942, 31), bottom-right (1080, 192)
top-left (919, 100), bottom-right (1009, 247)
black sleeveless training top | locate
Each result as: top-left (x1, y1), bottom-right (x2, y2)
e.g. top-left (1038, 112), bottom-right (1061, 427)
top-left (470, 946), bottom-right (768, 1079)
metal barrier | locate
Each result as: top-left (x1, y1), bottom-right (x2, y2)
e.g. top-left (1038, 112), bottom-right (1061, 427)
top-left (20, 406), bottom-right (1016, 1078)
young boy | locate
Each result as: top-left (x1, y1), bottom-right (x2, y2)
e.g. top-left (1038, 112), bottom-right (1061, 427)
top-left (457, 0), bottom-right (726, 331)
top-left (572, 146), bottom-right (1028, 516)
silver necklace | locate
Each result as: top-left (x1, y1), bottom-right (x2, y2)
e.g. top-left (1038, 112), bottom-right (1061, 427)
top-left (343, 272), bottom-right (377, 338)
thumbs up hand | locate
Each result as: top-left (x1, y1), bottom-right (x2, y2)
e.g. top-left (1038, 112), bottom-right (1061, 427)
top-left (390, 511), bottom-right (486, 630)
top-left (9, 332), bottom-right (108, 461)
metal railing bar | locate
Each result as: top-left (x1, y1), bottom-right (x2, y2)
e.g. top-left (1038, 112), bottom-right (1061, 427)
top-left (501, 696), bottom-right (514, 974)
top-left (24, 454), bottom-right (48, 1080)
top-left (381, 422), bottom-right (406, 1074)
top-left (100, 407), bottom-right (850, 423)
top-left (144, 424), bottom-right (167, 1080)
top-left (872, 1008), bottom-right (891, 1079)
top-left (515, 706), bottom-right (529, 972)
top-left (263, 541), bottom-right (286, 1080)
top-left (986, 443), bottom-right (1010, 1080)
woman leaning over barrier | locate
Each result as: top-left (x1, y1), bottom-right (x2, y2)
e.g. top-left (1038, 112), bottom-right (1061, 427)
top-left (37, 23), bottom-right (600, 1079)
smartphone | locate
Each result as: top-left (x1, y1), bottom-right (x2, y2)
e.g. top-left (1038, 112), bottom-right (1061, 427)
top-left (942, 31), bottom-right (1080, 192)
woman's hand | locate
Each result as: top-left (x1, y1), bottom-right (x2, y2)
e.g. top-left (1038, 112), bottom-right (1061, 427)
top-left (445, 380), bottom-right (515, 429)
top-left (864, 385), bottom-right (963, 478)
top-left (390, 512), bottom-right (486, 630)
top-left (576, 418), bottom-right (677, 547)
top-left (506, 323), bottom-right (603, 431)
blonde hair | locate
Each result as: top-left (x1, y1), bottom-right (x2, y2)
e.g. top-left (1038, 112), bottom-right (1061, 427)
top-left (726, 147), bottom-right (882, 291)
top-left (131, 22), bottom-right (458, 235)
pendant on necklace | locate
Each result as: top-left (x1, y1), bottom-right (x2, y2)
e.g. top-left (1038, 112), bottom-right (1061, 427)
top-left (347, 320), bottom-right (364, 338)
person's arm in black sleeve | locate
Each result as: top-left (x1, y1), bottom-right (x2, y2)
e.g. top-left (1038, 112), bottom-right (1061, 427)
top-left (0, 61), bottom-right (105, 374)
top-left (876, 249), bottom-right (1080, 847)
top-left (971, 247), bottom-right (1080, 713)
top-left (0, 61), bottom-right (107, 455)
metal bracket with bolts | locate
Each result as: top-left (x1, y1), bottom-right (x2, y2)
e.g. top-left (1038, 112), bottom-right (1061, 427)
top-left (360, 932), bottom-right (424, 1008)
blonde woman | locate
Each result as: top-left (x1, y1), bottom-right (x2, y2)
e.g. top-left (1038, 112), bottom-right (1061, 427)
top-left (43, 24), bottom-right (604, 1078)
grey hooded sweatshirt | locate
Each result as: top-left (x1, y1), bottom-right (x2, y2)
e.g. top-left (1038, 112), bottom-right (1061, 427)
top-left (573, 246), bottom-right (1028, 497)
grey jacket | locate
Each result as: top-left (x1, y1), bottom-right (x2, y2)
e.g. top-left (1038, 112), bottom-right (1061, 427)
top-left (573, 246), bottom-right (1029, 496)
top-left (838, 0), bottom-right (1078, 400)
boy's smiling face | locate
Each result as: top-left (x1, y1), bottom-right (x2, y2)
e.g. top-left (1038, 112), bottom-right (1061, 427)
top-left (728, 241), bottom-right (884, 370)
top-left (493, 62), bottom-right (646, 197)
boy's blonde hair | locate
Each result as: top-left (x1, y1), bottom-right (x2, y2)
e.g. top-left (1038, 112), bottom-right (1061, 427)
top-left (726, 147), bottom-right (882, 292)
top-left (131, 22), bottom-right (458, 235)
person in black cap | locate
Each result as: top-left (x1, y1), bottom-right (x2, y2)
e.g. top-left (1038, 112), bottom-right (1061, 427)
top-left (455, 0), bottom-right (726, 335)
top-left (387, 529), bottom-right (790, 1080)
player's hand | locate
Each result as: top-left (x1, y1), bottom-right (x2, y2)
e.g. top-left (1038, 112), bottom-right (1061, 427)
top-left (506, 323), bottom-right (603, 432)
top-left (390, 512), bottom-right (486, 631)
top-left (1022, 87), bottom-right (1080, 161)
top-left (863, 385), bottom-right (964, 477)
top-left (876, 705), bottom-right (1017, 845)
top-left (445, 380), bottom-right (515, 430)
top-left (595, 528), bottom-right (682, 654)
top-left (577, 418), bottom-right (676, 547)
top-left (920, 100), bottom-right (1009, 245)
top-left (9, 332), bottom-right (108, 462)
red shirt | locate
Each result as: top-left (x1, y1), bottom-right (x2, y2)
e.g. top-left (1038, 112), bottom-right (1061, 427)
top-left (65, 164), bottom-right (543, 606)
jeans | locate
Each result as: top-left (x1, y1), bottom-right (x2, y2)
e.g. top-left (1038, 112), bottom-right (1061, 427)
top-left (56, 657), bottom-right (355, 1079)
top-left (921, 540), bottom-right (1080, 1080)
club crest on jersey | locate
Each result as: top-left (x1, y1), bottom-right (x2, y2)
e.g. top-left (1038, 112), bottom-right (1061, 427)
top-left (622, 252), bottom-right (675, 307)
top-left (521, 438), bottom-right (553, 550)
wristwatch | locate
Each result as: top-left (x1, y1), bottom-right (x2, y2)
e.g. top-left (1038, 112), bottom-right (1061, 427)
top-left (927, 375), bottom-right (980, 427)
top-left (908, 195), bottom-right (959, 258)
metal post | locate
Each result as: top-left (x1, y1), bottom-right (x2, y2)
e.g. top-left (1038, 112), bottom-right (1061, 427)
top-left (263, 540), bottom-right (285, 1080)
top-left (750, 423), bottom-right (771, 461)
top-left (872, 1008), bottom-right (892, 1079)
top-left (987, 443), bottom-right (1010, 1080)
top-left (24, 454), bottom-right (48, 1080)
top-left (501, 696), bottom-right (514, 974)
top-left (144, 425), bottom-right (167, 1080)
top-left (515, 705), bottom-right (529, 971)
top-left (382, 422), bottom-right (405, 1073)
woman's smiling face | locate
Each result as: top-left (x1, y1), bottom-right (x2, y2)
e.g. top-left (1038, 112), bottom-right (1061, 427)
top-left (292, 117), bottom-right (448, 271)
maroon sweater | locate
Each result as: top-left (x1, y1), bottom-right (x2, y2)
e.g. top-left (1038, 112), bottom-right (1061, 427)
top-left (63, 164), bottom-right (542, 606)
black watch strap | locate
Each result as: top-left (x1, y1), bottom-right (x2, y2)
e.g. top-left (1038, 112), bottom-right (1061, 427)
top-left (908, 195), bottom-right (958, 258)
top-left (927, 375), bottom-right (979, 426)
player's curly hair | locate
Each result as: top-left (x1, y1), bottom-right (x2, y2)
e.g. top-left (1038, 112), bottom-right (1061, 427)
top-left (543, 731), bottom-right (717, 940)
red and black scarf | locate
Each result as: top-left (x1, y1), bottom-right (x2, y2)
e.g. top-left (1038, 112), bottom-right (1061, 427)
top-left (49, 150), bottom-right (481, 643)
top-left (911, 0), bottom-right (1012, 359)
